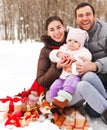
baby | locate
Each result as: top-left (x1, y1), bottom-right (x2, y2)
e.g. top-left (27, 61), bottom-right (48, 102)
top-left (49, 27), bottom-right (92, 108)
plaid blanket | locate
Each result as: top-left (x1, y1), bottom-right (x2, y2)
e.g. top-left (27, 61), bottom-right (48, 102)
top-left (61, 108), bottom-right (89, 130)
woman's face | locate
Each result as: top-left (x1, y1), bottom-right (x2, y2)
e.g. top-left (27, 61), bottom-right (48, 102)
top-left (47, 20), bottom-right (65, 42)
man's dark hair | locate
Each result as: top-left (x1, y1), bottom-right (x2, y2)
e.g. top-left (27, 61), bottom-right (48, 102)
top-left (74, 2), bottom-right (95, 17)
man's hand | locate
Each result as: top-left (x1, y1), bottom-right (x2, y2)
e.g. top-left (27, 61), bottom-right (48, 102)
top-left (76, 56), bottom-right (97, 75)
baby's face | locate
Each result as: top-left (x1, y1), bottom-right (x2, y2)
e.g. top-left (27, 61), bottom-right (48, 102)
top-left (67, 39), bottom-right (81, 51)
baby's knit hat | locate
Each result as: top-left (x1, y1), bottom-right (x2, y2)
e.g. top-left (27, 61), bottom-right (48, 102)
top-left (66, 27), bottom-right (89, 48)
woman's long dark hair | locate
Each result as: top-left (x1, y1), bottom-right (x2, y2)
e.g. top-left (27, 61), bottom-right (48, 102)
top-left (45, 15), bottom-right (64, 30)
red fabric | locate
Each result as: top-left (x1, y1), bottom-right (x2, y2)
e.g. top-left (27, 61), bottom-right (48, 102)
top-left (16, 80), bottom-right (45, 98)
top-left (48, 45), bottom-right (60, 49)
top-left (28, 80), bottom-right (45, 96)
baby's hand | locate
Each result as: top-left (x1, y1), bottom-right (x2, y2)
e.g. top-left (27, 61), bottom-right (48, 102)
top-left (57, 52), bottom-right (70, 59)
top-left (62, 53), bottom-right (70, 60)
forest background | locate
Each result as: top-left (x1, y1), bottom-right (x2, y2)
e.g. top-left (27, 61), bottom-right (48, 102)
top-left (0, 0), bottom-right (107, 43)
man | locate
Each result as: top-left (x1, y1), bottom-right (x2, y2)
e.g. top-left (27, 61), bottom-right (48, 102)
top-left (74, 2), bottom-right (107, 123)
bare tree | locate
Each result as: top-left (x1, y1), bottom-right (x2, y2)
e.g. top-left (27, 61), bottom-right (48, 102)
top-left (0, 0), bottom-right (107, 42)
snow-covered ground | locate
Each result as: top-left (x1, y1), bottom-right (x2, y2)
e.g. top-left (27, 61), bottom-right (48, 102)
top-left (0, 40), bottom-right (107, 130)
top-left (0, 40), bottom-right (43, 97)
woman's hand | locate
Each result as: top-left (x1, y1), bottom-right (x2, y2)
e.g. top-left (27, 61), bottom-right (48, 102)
top-left (57, 57), bottom-right (72, 70)
top-left (76, 56), bottom-right (97, 75)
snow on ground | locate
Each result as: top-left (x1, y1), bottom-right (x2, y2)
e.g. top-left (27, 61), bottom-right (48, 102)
top-left (0, 40), bottom-right (43, 97)
top-left (0, 40), bottom-right (107, 130)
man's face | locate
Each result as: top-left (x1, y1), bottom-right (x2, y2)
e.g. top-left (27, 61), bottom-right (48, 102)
top-left (75, 6), bottom-right (96, 31)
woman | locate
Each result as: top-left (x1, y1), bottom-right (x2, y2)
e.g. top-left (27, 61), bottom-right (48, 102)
top-left (36, 15), bottom-right (107, 124)
top-left (36, 15), bottom-right (70, 91)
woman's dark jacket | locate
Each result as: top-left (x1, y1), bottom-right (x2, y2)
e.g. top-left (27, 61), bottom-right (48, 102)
top-left (36, 32), bottom-right (68, 90)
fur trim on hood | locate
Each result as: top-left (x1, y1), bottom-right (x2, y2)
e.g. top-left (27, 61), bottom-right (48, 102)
top-left (40, 32), bottom-right (68, 49)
